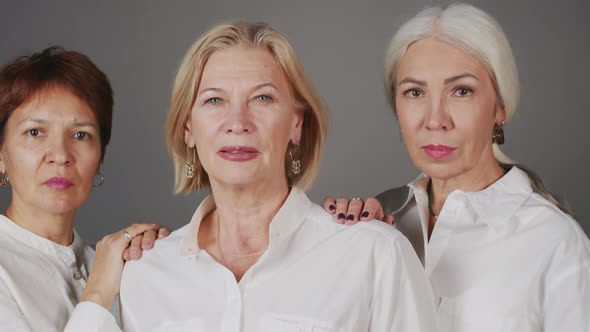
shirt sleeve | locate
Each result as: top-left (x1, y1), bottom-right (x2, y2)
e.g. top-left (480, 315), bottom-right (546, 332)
top-left (0, 277), bottom-right (34, 331)
top-left (543, 223), bottom-right (590, 332)
top-left (64, 301), bottom-right (122, 332)
top-left (369, 234), bottom-right (438, 332)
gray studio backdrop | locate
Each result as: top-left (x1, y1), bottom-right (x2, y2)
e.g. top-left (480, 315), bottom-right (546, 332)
top-left (1, 0), bottom-right (589, 243)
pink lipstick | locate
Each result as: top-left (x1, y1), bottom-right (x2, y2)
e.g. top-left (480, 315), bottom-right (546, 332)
top-left (218, 146), bottom-right (260, 161)
top-left (44, 177), bottom-right (73, 190)
top-left (422, 144), bottom-right (457, 159)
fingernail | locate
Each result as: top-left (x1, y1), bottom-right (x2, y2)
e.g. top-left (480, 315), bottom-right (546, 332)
top-left (329, 205), bottom-right (336, 211)
top-left (361, 211), bottom-right (369, 218)
top-left (346, 214), bottom-right (354, 221)
top-left (338, 213), bottom-right (345, 220)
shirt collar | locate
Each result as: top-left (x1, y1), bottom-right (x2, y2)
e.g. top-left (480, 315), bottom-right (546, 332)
top-left (407, 167), bottom-right (532, 231)
top-left (463, 166), bottom-right (532, 231)
top-left (0, 214), bottom-right (86, 263)
top-left (179, 186), bottom-right (313, 256)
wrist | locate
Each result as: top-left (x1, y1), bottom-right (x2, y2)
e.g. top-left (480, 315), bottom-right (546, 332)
top-left (80, 289), bottom-right (116, 311)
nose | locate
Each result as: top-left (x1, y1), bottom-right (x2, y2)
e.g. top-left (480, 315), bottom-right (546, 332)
top-left (47, 135), bottom-right (73, 166)
top-left (424, 97), bottom-right (453, 131)
top-left (223, 101), bottom-right (255, 135)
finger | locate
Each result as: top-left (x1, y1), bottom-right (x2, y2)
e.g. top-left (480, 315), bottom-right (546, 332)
top-left (122, 248), bottom-right (131, 261)
top-left (128, 235), bottom-right (143, 260)
top-left (335, 197), bottom-right (350, 224)
top-left (141, 230), bottom-right (157, 249)
top-left (322, 196), bottom-right (337, 214)
top-left (344, 199), bottom-right (364, 225)
top-left (125, 223), bottom-right (159, 237)
top-left (384, 214), bottom-right (395, 225)
top-left (157, 227), bottom-right (171, 239)
top-left (359, 197), bottom-right (384, 221)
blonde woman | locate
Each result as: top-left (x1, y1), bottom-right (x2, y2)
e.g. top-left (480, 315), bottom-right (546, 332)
top-left (68, 21), bottom-right (437, 331)
top-left (324, 4), bottom-right (590, 332)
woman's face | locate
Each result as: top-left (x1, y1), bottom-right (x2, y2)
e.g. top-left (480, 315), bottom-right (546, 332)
top-left (0, 88), bottom-right (101, 215)
top-left (395, 38), bottom-right (505, 180)
top-left (185, 47), bottom-right (303, 188)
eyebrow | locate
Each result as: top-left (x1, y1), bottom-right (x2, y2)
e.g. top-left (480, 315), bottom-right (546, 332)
top-left (18, 118), bottom-right (98, 129)
top-left (253, 83), bottom-right (277, 91)
top-left (398, 77), bottom-right (426, 87)
top-left (197, 83), bottom-right (278, 97)
top-left (398, 73), bottom-right (480, 86)
top-left (444, 73), bottom-right (479, 84)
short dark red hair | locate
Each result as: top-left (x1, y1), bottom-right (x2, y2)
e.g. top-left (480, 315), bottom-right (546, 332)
top-left (0, 46), bottom-right (114, 161)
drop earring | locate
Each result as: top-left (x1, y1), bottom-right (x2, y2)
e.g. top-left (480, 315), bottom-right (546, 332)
top-left (492, 122), bottom-right (505, 145)
top-left (289, 143), bottom-right (301, 175)
top-left (185, 145), bottom-right (195, 179)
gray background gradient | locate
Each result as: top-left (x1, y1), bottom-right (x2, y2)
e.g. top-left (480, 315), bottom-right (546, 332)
top-left (1, 0), bottom-right (589, 243)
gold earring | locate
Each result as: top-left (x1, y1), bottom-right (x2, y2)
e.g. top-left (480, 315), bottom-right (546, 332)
top-left (0, 172), bottom-right (8, 186)
top-left (289, 144), bottom-right (301, 175)
top-left (492, 122), bottom-right (505, 145)
top-left (185, 146), bottom-right (195, 179)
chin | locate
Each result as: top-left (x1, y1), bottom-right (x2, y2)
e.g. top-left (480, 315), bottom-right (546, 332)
top-left (415, 159), bottom-right (466, 180)
top-left (39, 198), bottom-right (85, 215)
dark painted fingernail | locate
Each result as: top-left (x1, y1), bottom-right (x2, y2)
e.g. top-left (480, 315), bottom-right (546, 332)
top-left (346, 214), bottom-right (354, 221)
top-left (361, 211), bottom-right (370, 218)
top-left (329, 205), bottom-right (336, 211)
top-left (338, 213), bottom-right (345, 220)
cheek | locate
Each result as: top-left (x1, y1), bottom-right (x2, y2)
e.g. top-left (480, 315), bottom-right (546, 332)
top-left (77, 149), bottom-right (101, 181)
top-left (3, 145), bottom-right (41, 175)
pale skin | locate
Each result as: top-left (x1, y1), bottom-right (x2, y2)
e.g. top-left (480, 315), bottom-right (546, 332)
top-left (185, 47), bottom-right (303, 281)
top-left (0, 87), bottom-right (170, 310)
top-left (324, 38), bottom-right (506, 238)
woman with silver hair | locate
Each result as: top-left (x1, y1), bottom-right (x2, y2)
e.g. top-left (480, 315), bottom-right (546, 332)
top-left (325, 3), bottom-right (590, 331)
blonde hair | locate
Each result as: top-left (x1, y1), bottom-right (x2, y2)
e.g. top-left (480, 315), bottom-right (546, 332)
top-left (384, 3), bottom-right (573, 216)
top-left (166, 21), bottom-right (328, 194)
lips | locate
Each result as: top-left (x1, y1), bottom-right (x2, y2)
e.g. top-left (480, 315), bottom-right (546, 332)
top-left (421, 144), bottom-right (457, 159)
top-left (44, 177), bottom-right (74, 190)
top-left (218, 146), bottom-right (260, 161)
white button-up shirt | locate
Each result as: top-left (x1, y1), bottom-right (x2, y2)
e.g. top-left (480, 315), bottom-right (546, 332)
top-left (0, 214), bottom-right (96, 331)
top-left (72, 186), bottom-right (436, 331)
top-left (391, 167), bottom-right (590, 332)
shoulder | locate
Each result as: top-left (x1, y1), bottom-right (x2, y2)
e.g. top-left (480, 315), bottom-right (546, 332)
top-left (519, 194), bottom-right (583, 236)
top-left (123, 224), bottom-right (190, 274)
top-left (306, 202), bottom-right (409, 247)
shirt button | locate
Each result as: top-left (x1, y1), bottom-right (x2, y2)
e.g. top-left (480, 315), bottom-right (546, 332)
top-left (73, 269), bottom-right (82, 280)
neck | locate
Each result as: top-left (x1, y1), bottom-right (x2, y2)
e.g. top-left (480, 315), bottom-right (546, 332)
top-left (429, 158), bottom-right (505, 216)
top-left (198, 179), bottom-right (290, 281)
top-left (5, 199), bottom-right (75, 246)
top-left (211, 180), bottom-right (290, 252)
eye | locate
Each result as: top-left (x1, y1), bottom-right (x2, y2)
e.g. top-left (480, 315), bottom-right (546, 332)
top-left (204, 97), bottom-right (222, 105)
top-left (254, 95), bottom-right (273, 102)
top-left (453, 86), bottom-right (474, 97)
top-left (74, 131), bottom-right (90, 140)
top-left (403, 88), bottom-right (423, 98)
top-left (26, 128), bottom-right (42, 137)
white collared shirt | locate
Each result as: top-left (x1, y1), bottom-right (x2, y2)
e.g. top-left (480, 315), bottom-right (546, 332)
top-left (80, 186), bottom-right (435, 332)
top-left (391, 167), bottom-right (590, 332)
top-left (0, 214), bottom-right (97, 331)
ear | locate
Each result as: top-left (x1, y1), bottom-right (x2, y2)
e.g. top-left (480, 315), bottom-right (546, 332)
top-left (494, 103), bottom-right (506, 126)
top-left (0, 148), bottom-right (6, 174)
top-left (290, 110), bottom-right (304, 145)
top-left (184, 118), bottom-right (196, 148)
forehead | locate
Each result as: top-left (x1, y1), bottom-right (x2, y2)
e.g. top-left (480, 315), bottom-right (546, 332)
top-left (10, 87), bottom-right (97, 123)
top-left (199, 47), bottom-right (288, 90)
top-left (398, 38), bottom-right (489, 79)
